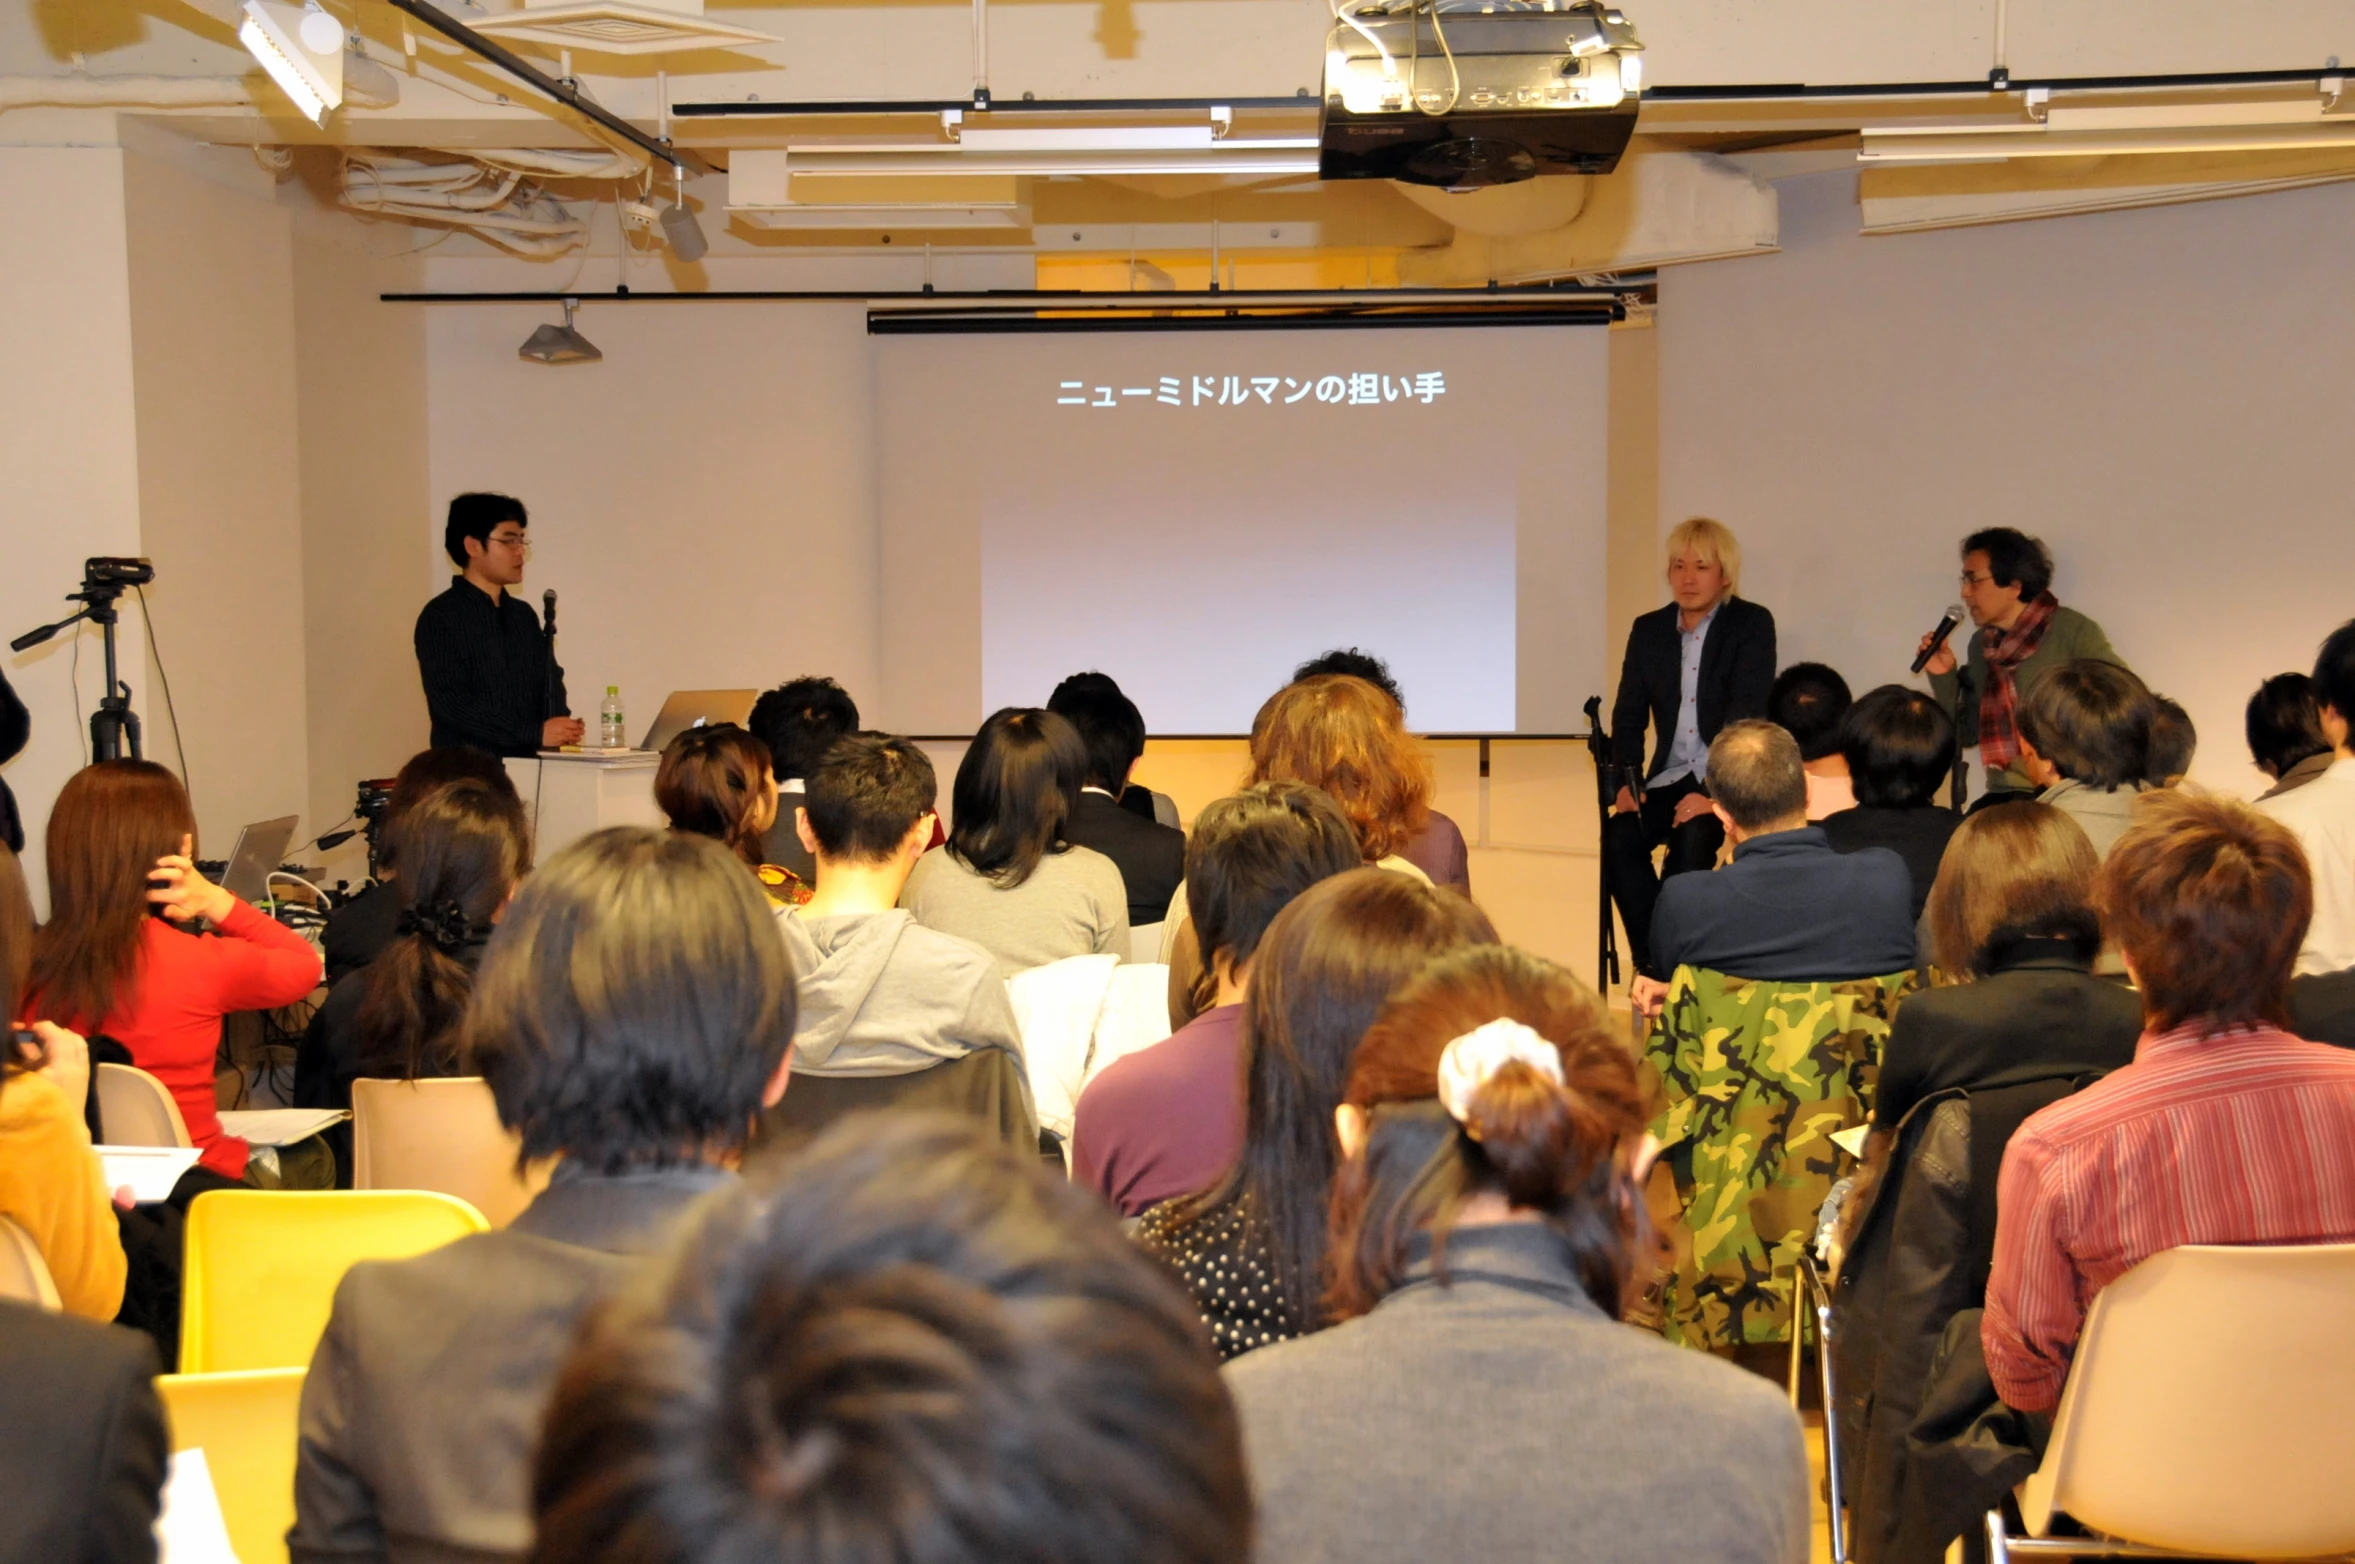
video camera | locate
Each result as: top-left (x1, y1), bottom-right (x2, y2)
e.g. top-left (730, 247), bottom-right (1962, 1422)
top-left (81, 557), bottom-right (156, 591)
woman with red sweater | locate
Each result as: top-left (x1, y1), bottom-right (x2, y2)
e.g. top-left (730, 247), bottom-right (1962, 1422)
top-left (27, 761), bottom-right (323, 1183)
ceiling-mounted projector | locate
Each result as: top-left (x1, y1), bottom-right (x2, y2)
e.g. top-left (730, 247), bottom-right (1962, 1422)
top-left (1319, 0), bottom-right (1643, 190)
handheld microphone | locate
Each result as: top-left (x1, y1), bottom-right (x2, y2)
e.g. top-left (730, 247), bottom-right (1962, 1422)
top-left (1911, 603), bottom-right (1965, 674)
top-left (542, 589), bottom-right (557, 637)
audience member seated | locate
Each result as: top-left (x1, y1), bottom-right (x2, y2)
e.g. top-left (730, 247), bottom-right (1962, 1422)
top-left (1291, 648), bottom-right (1471, 894)
top-left (1226, 944), bottom-right (1809, 1564)
top-left (290, 826), bottom-right (797, 1563)
top-left (1768, 661), bottom-right (1855, 821)
top-left (297, 778), bottom-right (531, 1115)
top-left (0, 1294), bottom-right (166, 1564)
top-left (0, 843), bottom-right (125, 1322)
top-left (1250, 673), bottom-right (1436, 882)
top-left (1074, 784), bottom-right (1358, 1219)
top-left (2261, 617), bottom-right (2355, 974)
top-left (1047, 675), bottom-right (1186, 927)
top-left (2014, 660), bottom-right (2157, 860)
top-left (2248, 670), bottom-right (2334, 801)
top-left (1818, 684), bottom-right (1962, 921)
top-left (2144, 694), bottom-right (2195, 786)
top-left (322, 746), bottom-right (518, 984)
top-left (1873, 803), bottom-right (2141, 1131)
top-left (1052, 670), bottom-right (1183, 827)
top-left (902, 707), bottom-right (1129, 977)
top-left (777, 735), bottom-right (1028, 1139)
top-left (529, 1115), bottom-right (1250, 1564)
top-left (26, 760), bottom-right (325, 1187)
top-left (750, 674), bottom-right (860, 882)
top-left (1632, 721), bottom-right (1915, 1017)
top-left (657, 722), bottom-right (807, 907)
top-left (1982, 790), bottom-right (2355, 1414)
top-left (1134, 867), bottom-right (1496, 1361)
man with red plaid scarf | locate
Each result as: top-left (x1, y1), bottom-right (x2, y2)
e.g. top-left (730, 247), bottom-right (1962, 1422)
top-left (1923, 527), bottom-right (2129, 809)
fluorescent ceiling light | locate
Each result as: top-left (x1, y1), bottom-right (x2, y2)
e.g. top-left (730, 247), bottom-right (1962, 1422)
top-left (777, 141), bottom-right (1321, 178)
top-left (239, 0), bottom-right (342, 125)
top-left (1861, 94), bottom-right (2355, 165)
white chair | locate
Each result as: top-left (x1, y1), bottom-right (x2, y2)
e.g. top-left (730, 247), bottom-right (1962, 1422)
top-left (1985, 1242), bottom-right (2355, 1560)
top-left (1006, 956), bottom-right (1175, 1144)
top-left (1129, 921), bottom-right (1168, 965)
top-left (0, 1214), bottom-right (61, 1309)
top-left (96, 1061), bottom-right (193, 1148)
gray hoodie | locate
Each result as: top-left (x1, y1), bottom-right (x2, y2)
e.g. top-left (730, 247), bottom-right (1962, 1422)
top-left (780, 909), bottom-right (1027, 1080)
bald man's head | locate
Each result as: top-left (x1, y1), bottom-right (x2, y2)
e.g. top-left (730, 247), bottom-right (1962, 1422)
top-left (1709, 720), bottom-right (1809, 834)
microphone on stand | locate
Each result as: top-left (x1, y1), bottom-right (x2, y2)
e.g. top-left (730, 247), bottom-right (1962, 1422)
top-left (541, 589), bottom-right (561, 739)
top-left (1911, 603), bottom-right (1965, 674)
top-left (542, 588), bottom-right (558, 637)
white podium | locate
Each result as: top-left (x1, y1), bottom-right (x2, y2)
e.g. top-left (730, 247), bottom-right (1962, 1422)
top-left (505, 752), bottom-right (664, 861)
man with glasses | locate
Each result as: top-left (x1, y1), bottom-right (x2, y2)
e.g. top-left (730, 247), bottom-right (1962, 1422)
top-left (1922, 526), bottom-right (2127, 808)
top-left (413, 492), bottom-right (585, 756)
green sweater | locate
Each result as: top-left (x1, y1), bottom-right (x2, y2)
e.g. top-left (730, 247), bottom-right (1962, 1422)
top-left (1929, 604), bottom-right (2126, 795)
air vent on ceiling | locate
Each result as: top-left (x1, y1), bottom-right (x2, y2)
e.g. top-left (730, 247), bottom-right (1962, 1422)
top-left (468, 0), bottom-right (777, 56)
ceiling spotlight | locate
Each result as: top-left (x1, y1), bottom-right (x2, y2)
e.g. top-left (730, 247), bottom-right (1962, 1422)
top-left (342, 45), bottom-right (401, 109)
top-left (518, 299), bottom-right (602, 365)
top-left (660, 163), bottom-right (708, 262)
top-left (239, 0), bottom-right (344, 125)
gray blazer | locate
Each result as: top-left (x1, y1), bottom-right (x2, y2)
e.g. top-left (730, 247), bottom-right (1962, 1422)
top-left (1224, 1224), bottom-right (1810, 1564)
top-left (289, 1166), bottom-right (732, 1564)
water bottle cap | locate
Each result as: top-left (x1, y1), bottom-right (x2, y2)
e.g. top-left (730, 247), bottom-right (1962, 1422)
top-left (606, 685), bottom-right (618, 695)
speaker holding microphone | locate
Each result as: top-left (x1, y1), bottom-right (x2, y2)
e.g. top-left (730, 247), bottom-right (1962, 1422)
top-left (1913, 603), bottom-right (1965, 674)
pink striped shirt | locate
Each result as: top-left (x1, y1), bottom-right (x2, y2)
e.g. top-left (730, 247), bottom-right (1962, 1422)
top-left (1982, 1022), bottom-right (2355, 1412)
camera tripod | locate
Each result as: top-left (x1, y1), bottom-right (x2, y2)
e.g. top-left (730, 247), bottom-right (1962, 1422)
top-left (10, 559), bottom-right (154, 762)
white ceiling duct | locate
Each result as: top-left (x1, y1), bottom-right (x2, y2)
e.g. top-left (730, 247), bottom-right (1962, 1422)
top-left (1392, 176), bottom-right (1590, 238)
top-left (340, 153), bottom-right (591, 256)
top-left (0, 75), bottom-right (249, 111)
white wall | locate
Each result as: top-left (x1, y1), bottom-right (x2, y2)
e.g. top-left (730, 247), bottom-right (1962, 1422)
top-left (0, 146), bottom-right (145, 906)
top-left (1660, 170), bottom-right (2355, 798)
top-left (123, 141), bottom-right (311, 855)
top-left (293, 219), bottom-right (430, 859)
top-left (424, 301), bottom-right (882, 735)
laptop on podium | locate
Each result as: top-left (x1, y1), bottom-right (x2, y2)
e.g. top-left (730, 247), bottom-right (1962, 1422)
top-left (638, 690), bottom-right (760, 755)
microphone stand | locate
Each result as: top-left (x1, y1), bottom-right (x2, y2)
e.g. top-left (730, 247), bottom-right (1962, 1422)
top-left (1583, 695), bottom-right (1624, 995)
top-left (542, 600), bottom-right (559, 749)
top-left (1949, 665), bottom-right (1974, 811)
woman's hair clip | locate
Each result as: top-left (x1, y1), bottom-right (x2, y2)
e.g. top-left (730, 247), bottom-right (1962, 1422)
top-left (1434, 1017), bottom-right (1563, 1136)
top-left (396, 898), bottom-right (475, 955)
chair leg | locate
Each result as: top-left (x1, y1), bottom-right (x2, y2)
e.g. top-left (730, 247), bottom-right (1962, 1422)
top-left (1985, 1508), bottom-right (2011, 1564)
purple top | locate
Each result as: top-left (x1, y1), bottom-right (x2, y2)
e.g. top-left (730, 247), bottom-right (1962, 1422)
top-left (1072, 1003), bottom-right (1247, 1217)
top-left (1398, 810), bottom-right (1471, 895)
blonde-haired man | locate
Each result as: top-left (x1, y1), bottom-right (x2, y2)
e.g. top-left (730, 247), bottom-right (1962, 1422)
top-left (1604, 517), bottom-right (1777, 980)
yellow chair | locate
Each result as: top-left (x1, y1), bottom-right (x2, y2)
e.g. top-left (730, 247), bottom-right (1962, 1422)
top-left (180, 1189), bottom-right (488, 1372)
top-left (349, 1076), bottom-right (549, 1228)
top-left (157, 1368), bottom-right (305, 1564)
top-left (95, 1060), bottom-right (193, 1148)
top-left (0, 1213), bottom-right (61, 1308)
top-left (1986, 1242), bottom-right (2355, 1560)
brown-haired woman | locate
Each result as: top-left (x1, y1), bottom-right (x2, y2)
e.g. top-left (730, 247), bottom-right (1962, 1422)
top-left (25, 761), bottom-right (323, 1184)
top-left (1223, 943), bottom-right (1808, 1564)
top-left (297, 778), bottom-right (532, 1114)
top-left (1249, 674), bottom-right (1435, 874)
top-left (656, 723), bottom-right (807, 907)
top-left (1873, 801), bottom-right (2142, 1131)
top-left (1135, 868), bottom-right (1496, 1360)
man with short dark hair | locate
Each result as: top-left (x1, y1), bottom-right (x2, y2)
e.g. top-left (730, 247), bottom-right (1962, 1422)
top-left (1984, 790), bottom-right (2355, 1412)
top-left (1632, 720), bottom-right (1915, 1016)
top-left (2262, 617), bottom-right (2355, 974)
top-left (778, 733), bottom-right (1025, 1105)
top-left (2016, 660), bottom-right (2158, 859)
top-left (1767, 661), bottom-right (1854, 820)
top-left (1046, 679), bottom-right (1186, 928)
top-left (749, 675), bottom-right (861, 880)
top-left (412, 492), bottom-right (584, 756)
top-left (1291, 647), bottom-right (1471, 893)
top-left (1072, 783), bottom-right (1360, 1215)
top-left (1819, 684), bottom-right (1961, 920)
top-left (1923, 527), bottom-right (2127, 806)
